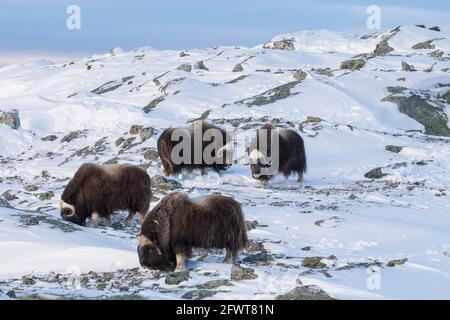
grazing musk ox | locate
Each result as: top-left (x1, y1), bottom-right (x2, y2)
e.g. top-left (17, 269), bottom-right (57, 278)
top-left (60, 163), bottom-right (152, 226)
top-left (249, 123), bottom-right (307, 181)
top-left (157, 120), bottom-right (233, 176)
top-left (138, 192), bottom-right (248, 271)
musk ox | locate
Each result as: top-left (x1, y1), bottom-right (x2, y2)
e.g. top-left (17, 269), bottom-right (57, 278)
top-left (249, 123), bottom-right (307, 181)
top-left (157, 120), bottom-right (233, 176)
top-left (138, 192), bottom-right (248, 271)
top-left (60, 163), bottom-right (152, 226)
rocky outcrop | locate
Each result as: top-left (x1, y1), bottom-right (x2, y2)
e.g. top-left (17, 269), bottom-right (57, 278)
top-left (401, 61), bottom-right (416, 72)
top-left (276, 285), bottom-right (334, 300)
top-left (263, 37), bottom-right (295, 50)
top-left (0, 109), bottom-right (21, 129)
top-left (340, 59), bottom-right (366, 70)
top-left (236, 81), bottom-right (300, 107)
top-left (150, 175), bottom-right (182, 191)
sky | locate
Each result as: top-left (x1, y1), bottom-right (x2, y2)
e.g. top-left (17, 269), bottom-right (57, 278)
top-left (0, 0), bottom-right (449, 65)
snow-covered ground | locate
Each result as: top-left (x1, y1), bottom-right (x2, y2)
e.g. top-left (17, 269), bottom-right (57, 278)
top-left (1, 25), bottom-right (450, 300)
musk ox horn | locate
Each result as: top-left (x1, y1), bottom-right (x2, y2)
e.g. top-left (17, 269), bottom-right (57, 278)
top-left (139, 235), bottom-right (162, 255)
top-left (60, 200), bottom-right (76, 218)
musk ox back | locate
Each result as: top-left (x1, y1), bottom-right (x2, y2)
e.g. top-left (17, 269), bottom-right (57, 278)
top-left (157, 120), bottom-right (233, 176)
top-left (60, 163), bottom-right (151, 226)
top-left (138, 192), bottom-right (247, 271)
top-left (249, 123), bottom-right (307, 181)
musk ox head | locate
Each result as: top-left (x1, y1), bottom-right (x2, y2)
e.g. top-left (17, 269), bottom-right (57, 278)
top-left (60, 200), bottom-right (85, 226)
top-left (249, 149), bottom-right (272, 180)
top-left (137, 234), bottom-right (168, 270)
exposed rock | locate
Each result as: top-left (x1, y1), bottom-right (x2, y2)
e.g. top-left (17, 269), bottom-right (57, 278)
top-left (293, 70), bottom-right (307, 81)
top-left (181, 289), bottom-right (217, 300)
top-left (61, 130), bottom-right (88, 143)
top-left (122, 76), bottom-right (134, 83)
top-left (276, 285), bottom-right (334, 300)
top-left (401, 61), bottom-right (416, 72)
top-left (143, 148), bottom-right (159, 161)
top-left (150, 175), bottom-right (182, 191)
top-left (0, 196), bottom-right (12, 208)
top-left (2, 190), bottom-right (18, 201)
top-left (416, 25), bottom-right (426, 29)
top-left (22, 276), bottom-right (36, 285)
top-left (130, 125), bottom-right (155, 141)
top-left (38, 191), bottom-right (55, 201)
top-left (197, 279), bottom-right (232, 290)
top-left (129, 125), bottom-right (143, 135)
top-left (382, 94), bottom-right (450, 136)
top-left (187, 110), bottom-right (211, 123)
top-left (387, 86), bottom-right (408, 94)
top-left (232, 63), bottom-right (244, 72)
top-left (179, 51), bottom-right (189, 57)
top-left (0, 109), bottom-right (21, 129)
top-left (91, 81), bottom-right (123, 94)
top-left (385, 145), bottom-right (403, 153)
top-left (263, 37), bottom-right (295, 51)
top-left (226, 75), bottom-right (248, 84)
top-left (387, 258), bottom-right (408, 267)
top-left (429, 50), bottom-right (444, 59)
top-left (373, 39), bottom-right (394, 55)
top-left (441, 90), bottom-right (450, 104)
top-left (115, 137), bottom-right (126, 147)
top-left (301, 255), bottom-right (336, 269)
top-left (245, 240), bottom-right (265, 253)
top-left (230, 265), bottom-right (258, 280)
top-left (236, 81), bottom-right (300, 107)
top-left (41, 135), bottom-right (58, 142)
top-left (177, 63), bottom-right (192, 72)
top-left (242, 252), bottom-right (274, 266)
top-left (429, 26), bottom-right (441, 32)
top-left (109, 47), bottom-right (123, 56)
top-left (364, 167), bottom-right (387, 179)
top-left (302, 116), bottom-right (323, 124)
top-left (143, 96), bottom-right (165, 113)
top-left (245, 220), bottom-right (258, 231)
top-left (314, 68), bottom-right (334, 76)
top-left (103, 157), bottom-right (119, 165)
top-left (165, 271), bottom-right (190, 285)
top-left (6, 290), bottom-right (16, 298)
top-left (196, 61), bottom-right (209, 71)
top-left (24, 185), bottom-right (38, 192)
top-left (340, 59), bottom-right (366, 70)
top-left (412, 39), bottom-right (436, 50)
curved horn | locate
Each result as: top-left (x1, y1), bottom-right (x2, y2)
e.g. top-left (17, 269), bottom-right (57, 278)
top-left (60, 200), bottom-right (76, 217)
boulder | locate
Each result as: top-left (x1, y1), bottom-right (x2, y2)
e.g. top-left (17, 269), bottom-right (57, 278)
top-left (340, 59), bottom-right (366, 70)
top-left (232, 63), bottom-right (244, 72)
top-left (0, 109), bottom-right (20, 129)
top-left (177, 63), bottom-right (192, 73)
top-left (276, 285), bottom-right (333, 300)
top-left (230, 265), bottom-right (258, 280)
top-left (150, 175), bottom-right (182, 191)
top-left (263, 38), bottom-right (295, 51)
top-left (293, 70), bottom-right (307, 81)
top-left (165, 271), bottom-right (190, 285)
top-left (401, 61), bottom-right (416, 72)
top-left (364, 168), bottom-right (387, 179)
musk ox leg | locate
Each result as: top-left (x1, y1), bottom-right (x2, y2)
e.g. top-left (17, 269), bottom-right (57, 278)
top-left (297, 172), bottom-right (303, 182)
top-left (89, 212), bottom-right (100, 226)
top-left (138, 212), bottom-right (146, 225)
top-left (124, 211), bottom-right (135, 224)
top-left (224, 249), bottom-right (239, 263)
top-left (174, 253), bottom-right (187, 272)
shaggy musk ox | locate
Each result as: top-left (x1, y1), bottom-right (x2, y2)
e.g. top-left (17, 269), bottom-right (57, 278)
top-left (157, 120), bottom-right (233, 176)
top-left (249, 123), bottom-right (307, 181)
top-left (138, 192), bottom-right (248, 271)
top-left (60, 163), bottom-right (152, 226)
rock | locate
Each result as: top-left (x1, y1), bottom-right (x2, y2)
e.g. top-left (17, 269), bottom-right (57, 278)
top-left (130, 125), bottom-right (143, 135)
top-left (165, 271), bottom-right (190, 285)
top-left (230, 265), bottom-right (258, 281)
top-left (144, 96), bottom-right (165, 113)
top-left (245, 240), bottom-right (265, 253)
top-left (412, 39), bottom-right (436, 50)
top-left (293, 70), bottom-right (307, 81)
top-left (150, 175), bottom-right (182, 191)
top-left (179, 51), bottom-right (189, 57)
top-left (385, 145), bottom-right (403, 153)
top-left (263, 37), bottom-right (295, 51)
top-left (61, 130), bottom-right (87, 143)
top-left (429, 50), bottom-right (444, 59)
top-left (276, 285), bottom-right (333, 300)
top-left (177, 63), bottom-right (192, 72)
top-left (0, 109), bottom-right (21, 129)
top-left (382, 94), bottom-right (450, 136)
top-left (303, 116), bottom-right (323, 124)
top-left (245, 220), bottom-right (258, 231)
top-left (0, 196), bottom-right (12, 208)
top-left (196, 61), bottom-right (209, 71)
top-left (242, 253), bottom-right (274, 266)
top-left (386, 86), bottom-right (408, 94)
top-left (2, 190), bottom-right (18, 201)
top-left (373, 39), bottom-right (394, 55)
top-left (301, 256), bottom-right (336, 269)
top-left (429, 26), bottom-right (441, 32)
top-left (182, 290), bottom-right (217, 300)
top-left (103, 157), bottom-right (119, 165)
top-left (187, 110), bottom-right (211, 123)
top-left (416, 24), bottom-right (426, 28)
top-left (143, 148), bottom-right (159, 161)
top-left (41, 135), bottom-right (58, 142)
top-left (24, 185), bottom-right (38, 192)
top-left (22, 276), bottom-right (36, 285)
top-left (364, 168), bottom-right (387, 179)
top-left (441, 90), bottom-right (450, 104)
top-left (109, 47), bottom-right (123, 56)
top-left (115, 137), bottom-right (125, 147)
top-left (232, 63), bottom-right (243, 72)
top-left (6, 290), bottom-right (16, 298)
top-left (387, 258), bottom-right (408, 267)
top-left (401, 61), bottom-right (416, 72)
top-left (198, 279), bottom-right (232, 289)
top-left (91, 80), bottom-right (123, 94)
top-left (236, 81), bottom-right (300, 107)
top-left (38, 191), bottom-right (55, 201)
top-left (340, 59), bottom-right (366, 70)
top-left (314, 68), bottom-right (334, 76)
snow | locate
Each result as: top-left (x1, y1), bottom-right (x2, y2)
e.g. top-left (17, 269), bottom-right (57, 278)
top-left (1, 25), bottom-right (450, 300)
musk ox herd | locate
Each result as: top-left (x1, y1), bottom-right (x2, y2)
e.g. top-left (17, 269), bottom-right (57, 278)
top-left (60, 121), bottom-right (307, 271)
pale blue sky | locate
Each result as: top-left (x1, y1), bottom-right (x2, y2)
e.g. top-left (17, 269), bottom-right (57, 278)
top-left (0, 0), bottom-right (449, 64)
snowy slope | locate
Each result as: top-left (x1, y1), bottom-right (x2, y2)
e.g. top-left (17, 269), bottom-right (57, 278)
top-left (1, 25), bottom-right (450, 300)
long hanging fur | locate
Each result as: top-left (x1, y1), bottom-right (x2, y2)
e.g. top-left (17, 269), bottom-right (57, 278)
top-left (138, 192), bottom-right (248, 270)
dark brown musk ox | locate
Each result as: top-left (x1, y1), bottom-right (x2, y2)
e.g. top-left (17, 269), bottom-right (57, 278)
top-left (157, 120), bottom-right (233, 176)
top-left (60, 163), bottom-right (152, 226)
top-left (137, 192), bottom-right (248, 271)
top-left (249, 123), bottom-right (307, 181)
